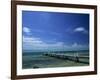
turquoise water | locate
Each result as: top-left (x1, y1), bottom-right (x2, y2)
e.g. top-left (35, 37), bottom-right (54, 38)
top-left (22, 50), bottom-right (89, 69)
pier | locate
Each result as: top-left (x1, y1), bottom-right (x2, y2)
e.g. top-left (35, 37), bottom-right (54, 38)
top-left (43, 53), bottom-right (89, 64)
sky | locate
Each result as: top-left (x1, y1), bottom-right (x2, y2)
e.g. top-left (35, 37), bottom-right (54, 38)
top-left (22, 10), bottom-right (89, 52)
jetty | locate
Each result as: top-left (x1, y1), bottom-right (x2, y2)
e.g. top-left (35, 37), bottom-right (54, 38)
top-left (43, 53), bottom-right (89, 64)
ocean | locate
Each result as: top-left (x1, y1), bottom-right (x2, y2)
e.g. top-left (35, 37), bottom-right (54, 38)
top-left (22, 50), bottom-right (89, 69)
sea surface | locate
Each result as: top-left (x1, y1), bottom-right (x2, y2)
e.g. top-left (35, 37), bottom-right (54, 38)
top-left (22, 50), bottom-right (89, 69)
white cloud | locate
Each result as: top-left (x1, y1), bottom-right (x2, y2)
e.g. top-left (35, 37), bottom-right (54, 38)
top-left (23, 27), bottom-right (31, 33)
top-left (74, 27), bottom-right (88, 34)
top-left (23, 36), bottom-right (44, 48)
top-left (74, 27), bottom-right (84, 32)
top-left (23, 36), bottom-right (41, 43)
top-left (23, 36), bottom-right (65, 51)
top-left (72, 42), bottom-right (84, 47)
top-left (23, 36), bottom-right (89, 51)
top-left (23, 36), bottom-right (44, 51)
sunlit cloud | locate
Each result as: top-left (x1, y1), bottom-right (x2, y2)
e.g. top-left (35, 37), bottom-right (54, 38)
top-left (23, 27), bottom-right (31, 33)
top-left (74, 27), bottom-right (88, 34)
top-left (23, 36), bottom-right (42, 43)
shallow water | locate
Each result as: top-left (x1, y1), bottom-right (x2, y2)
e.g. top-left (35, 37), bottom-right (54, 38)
top-left (22, 50), bottom-right (89, 69)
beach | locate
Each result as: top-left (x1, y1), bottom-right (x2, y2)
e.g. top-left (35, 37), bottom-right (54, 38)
top-left (22, 50), bottom-right (89, 69)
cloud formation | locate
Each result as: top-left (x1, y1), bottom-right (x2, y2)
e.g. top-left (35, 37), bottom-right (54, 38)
top-left (74, 27), bottom-right (88, 34)
top-left (23, 36), bottom-right (88, 52)
top-left (23, 36), bottom-right (64, 51)
top-left (23, 27), bottom-right (31, 35)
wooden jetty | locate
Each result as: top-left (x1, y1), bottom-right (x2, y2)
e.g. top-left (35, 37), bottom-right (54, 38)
top-left (43, 53), bottom-right (89, 64)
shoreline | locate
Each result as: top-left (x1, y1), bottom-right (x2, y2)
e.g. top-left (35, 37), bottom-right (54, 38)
top-left (22, 53), bottom-right (89, 69)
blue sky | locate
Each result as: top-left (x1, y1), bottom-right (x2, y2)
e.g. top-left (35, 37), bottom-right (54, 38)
top-left (22, 11), bottom-right (89, 52)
